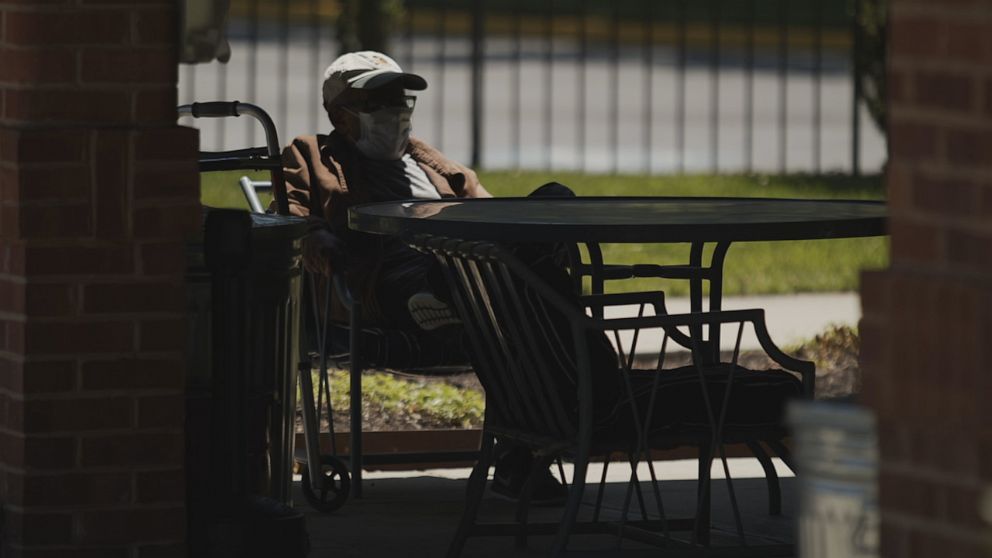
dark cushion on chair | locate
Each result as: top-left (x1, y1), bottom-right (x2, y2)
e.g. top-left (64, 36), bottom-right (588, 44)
top-left (600, 365), bottom-right (803, 438)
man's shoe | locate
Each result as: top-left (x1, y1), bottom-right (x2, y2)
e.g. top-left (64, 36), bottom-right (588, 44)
top-left (491, 466), bottom-right (568, 507)
top-left (407, 292), bottom-right (461, 331)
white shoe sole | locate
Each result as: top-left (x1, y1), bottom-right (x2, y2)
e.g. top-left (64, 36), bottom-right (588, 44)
top-left (407, 293), bottom-right (461, 331)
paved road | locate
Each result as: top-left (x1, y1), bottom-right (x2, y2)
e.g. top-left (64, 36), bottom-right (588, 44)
top-left (179, 29), bottom-right (886, 174)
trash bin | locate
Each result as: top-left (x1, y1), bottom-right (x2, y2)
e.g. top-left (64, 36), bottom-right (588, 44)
top-left (788, 401), bottom-right (880, 558)
top-left (186, 208), bottom-right (310, 557)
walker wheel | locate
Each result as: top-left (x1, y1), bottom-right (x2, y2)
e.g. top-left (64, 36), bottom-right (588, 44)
top-left (301, 455), bottom-right (350, 513)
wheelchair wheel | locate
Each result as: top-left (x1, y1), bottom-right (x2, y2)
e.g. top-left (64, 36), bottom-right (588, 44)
top-left (301, 455), bottom-right (351, 513)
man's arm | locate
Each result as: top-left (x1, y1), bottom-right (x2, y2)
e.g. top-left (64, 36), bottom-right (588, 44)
top-left (282, 138), bottom-right (319, 218)
top-left (457, 165), bottom-right (492, 199)
top-left (281, 137), bottom-right (349, 277)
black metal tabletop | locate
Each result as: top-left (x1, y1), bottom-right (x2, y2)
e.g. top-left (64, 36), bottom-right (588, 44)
top-left (349, 196), bottom-right (887, 243)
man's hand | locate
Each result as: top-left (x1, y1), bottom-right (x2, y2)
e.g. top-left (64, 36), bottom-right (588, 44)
top-left (303, 224), bottom-right (349, 277)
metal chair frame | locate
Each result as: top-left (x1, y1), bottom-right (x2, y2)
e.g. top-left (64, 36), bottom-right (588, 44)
top-left (237, 178), bottom-right (479, 502)
top-left (412, 236), bottom-right (814, 557)
top-left (181, 101), bottom-right (354, 512)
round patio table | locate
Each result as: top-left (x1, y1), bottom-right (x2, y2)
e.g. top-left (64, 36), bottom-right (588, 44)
top-left (348, 196), bottom-right (887, 244)
top-left (349, 196), bottom-right (887, 357)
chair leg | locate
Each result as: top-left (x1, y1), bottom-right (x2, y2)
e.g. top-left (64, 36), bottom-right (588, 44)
top-left (766, 439), bottom-right (795, 473)
top-left (747, 440), bottom-right (782, 516)
top-left (551, 454), bottom-right (589, 558)
top-left (592, 452), bottom-right (611, 522)
top-left (693, 440), bottom-right (712, 547)
top-left (349, 301), bottom-right (363, 498)
top-left (515, 454), bottom-right (554, 549)
top-left (446, 432), bottom-right (497, 558)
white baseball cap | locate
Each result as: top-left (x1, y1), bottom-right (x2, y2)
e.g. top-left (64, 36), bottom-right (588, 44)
top-left (321, 51), bottom-right (427, 108)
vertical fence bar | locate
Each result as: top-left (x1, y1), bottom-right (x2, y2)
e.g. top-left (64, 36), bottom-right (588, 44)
top-left (545, 0), bottom-right (554, 170)
top-left (778, 0), bottom-right (789, 174)
top-left (851, 0), bottom-right (862, 176)
top-left (217, 57), bottom-right (228, 149)
top-left (676, 0), bottom-right (687, 174)
top-left (404, 0), bottom-right (415, 71)
top-left (813, 0), bottom-right (823, 173)
top-left (512, 0), bottom-right (522, 169)
top-left (435, 0), bottom-right (447, 152)
top-left (577, 0), bottom-right (587, 172)
top-left (471, 0), bottom-right (485, 168)
top-left (710, 0), bottom-right (721, 173)
top-left (610, 1), bottom-right (620, 174)
top-left (182, 65), bottom-right (196, 140)
top-left (310, 0), bottom-right (320, 133)
top-left (279, 0), bottom-right (290, 148)
top-left (643, 1), bottom-right (654, 175)
top-left (247, 0), bottom-right (260, 146)
top-left (745, 0), bottom-right (755, 173)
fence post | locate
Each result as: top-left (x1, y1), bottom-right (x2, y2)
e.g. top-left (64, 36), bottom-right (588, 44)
top-left (851, 0), bottom-right (862, 176)
top-left (471, 0), bottom-right (485, 169)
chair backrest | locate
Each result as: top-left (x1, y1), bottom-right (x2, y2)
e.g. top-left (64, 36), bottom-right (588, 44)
top-left (411, 235), bottom-right (817, 450)
top-left (413, 237), bottom-right (621, 448)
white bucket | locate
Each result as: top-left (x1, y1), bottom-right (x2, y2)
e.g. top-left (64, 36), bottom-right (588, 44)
top-left (787, 401), bottom-right (879, 558)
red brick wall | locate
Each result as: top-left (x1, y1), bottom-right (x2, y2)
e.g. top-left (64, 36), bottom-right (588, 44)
top-left (0, 1), bottom-right (199, 556)
top-left (861, 0), bottom-right (992, 555)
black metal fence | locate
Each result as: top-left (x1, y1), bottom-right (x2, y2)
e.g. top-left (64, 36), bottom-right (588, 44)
top-left (179, 0), bottom-right (885, 175)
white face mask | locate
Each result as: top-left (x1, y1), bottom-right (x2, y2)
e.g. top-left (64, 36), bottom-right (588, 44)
top-left (347, 105), bottom-right (413, 160)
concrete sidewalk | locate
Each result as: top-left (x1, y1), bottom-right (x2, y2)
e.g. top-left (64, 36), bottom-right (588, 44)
top-left (603, 292), bottom-right (861, 353)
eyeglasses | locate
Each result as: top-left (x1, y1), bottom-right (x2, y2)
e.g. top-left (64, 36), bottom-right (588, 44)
top-left (353, 94), bottom-right (416, 113)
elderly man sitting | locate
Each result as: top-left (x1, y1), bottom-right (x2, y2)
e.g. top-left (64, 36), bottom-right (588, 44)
top-left (282, 51), bottom-right (571, 504)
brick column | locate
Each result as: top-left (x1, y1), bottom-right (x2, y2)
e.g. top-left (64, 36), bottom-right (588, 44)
top-left (860, 0), bottom-right (992, 556)
top-left (0, 1), bottom-right (200, 556)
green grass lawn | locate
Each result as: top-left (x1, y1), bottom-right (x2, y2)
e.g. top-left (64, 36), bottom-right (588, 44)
top-left (201, 170), bottom-right (887, 296)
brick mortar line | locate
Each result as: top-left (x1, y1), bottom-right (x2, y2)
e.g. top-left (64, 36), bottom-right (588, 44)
top-left (890, 208), bottom-right (992, 232)
top-left (0, 4), bottom-right (170, 13)
top-left (7, 199), bottom-right (93, 208)
top-left (889, 56), bottom-right (992, 74)
top-left (0, 350), bottom-right (25, 360)
top-left (890, 210), bottom-right (992, 235)
top-left (22, 277), bottom-right (188, 285)
top-left (16, 389), bottom-right (186, 401)
top-left (0, 120), bottom-right (180, 131)
top-left (888, 260), bottom-right (992, 286)
top-left (889, 62), bottom-right (992, 79)
top-left (892, 3), bottom-right (992, 21)
top-left (0, 43), bottom-right (169, 51)
top-left (896, 161), bottom-right (992, 181)
top-left (0, 82), bottom-right (177, 92)
top-left (4, 544), bottom-right (188, 556)
top-left (25, 313), bottom-right (187, 322)
top-left (881, 463), bottom-right (986, 489)
top-left (889, 107), bottom-right (992, 129)
top-left (882, 511), bottom-right (992, 544)
top-left (15, 386), bottom-right (185, 400)
top-left (3, 463), bottom-right (186, 478)
top-left (14, 277), bottom-right (186, 285)
top-left (7, 161), bottom-right (104, 170)
top-left (885, 262), bottom-right (992, 288)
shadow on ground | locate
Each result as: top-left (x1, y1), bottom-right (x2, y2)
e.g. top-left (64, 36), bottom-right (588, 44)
top-left (299, 464), bottom-right (796, 557)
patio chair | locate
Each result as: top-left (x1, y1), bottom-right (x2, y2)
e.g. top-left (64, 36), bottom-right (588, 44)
top-left (410, 236), bottom-right (814, 557)
top-left (238, 177), bottom-right (478, 505)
